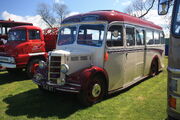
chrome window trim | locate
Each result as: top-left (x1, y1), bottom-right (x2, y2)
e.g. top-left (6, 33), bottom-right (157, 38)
top-left (167, 66), bottom-right (180, 74)
top-left (106, 22), bottom-right (125, 48)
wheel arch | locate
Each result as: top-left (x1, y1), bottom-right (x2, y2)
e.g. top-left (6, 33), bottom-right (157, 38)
top-left (151, 55), bottom-right (160, 69)
top-left (92, 70), bottom-right (109, 95)
top-left (79, 66), bottom-right (109, 94)
top-left (27, 55), bottom-right (46, 66)
top-left (149, 55), bottom-right (160, 75)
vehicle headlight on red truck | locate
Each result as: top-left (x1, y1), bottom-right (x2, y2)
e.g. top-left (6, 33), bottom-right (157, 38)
top-left (8, 57), bottom-right (15, 63)
top-left (60, 64), bottom-right (69, 74)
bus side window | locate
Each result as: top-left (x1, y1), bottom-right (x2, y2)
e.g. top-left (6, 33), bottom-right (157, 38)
top-left (126, 27), bottom-right (135, 46)
top-left (136, 29), bottom-right (145, 45)
top-left (106, 25), bottom-right (123, 47)
top-left (154, 31), bottom-right (160, 44)
top-left (146, 30), bottom-right (154, 45)
top-left (160, 32), bottom-right (165, 44)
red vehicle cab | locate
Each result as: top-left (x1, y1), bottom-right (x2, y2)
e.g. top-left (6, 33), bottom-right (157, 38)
top-left (0, 25), bottom-right (57, 77)
top-left (0, 20), bottom-right (33, 45)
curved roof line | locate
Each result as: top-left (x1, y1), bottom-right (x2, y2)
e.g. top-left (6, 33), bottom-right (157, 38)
top-left (62, 10), bottom-right (162, 30)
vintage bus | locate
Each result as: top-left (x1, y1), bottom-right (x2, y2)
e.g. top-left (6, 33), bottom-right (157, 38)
top-left (33, 10), bottom-right (165, 106)
top-left (158, 0), bottom-right (180, 119)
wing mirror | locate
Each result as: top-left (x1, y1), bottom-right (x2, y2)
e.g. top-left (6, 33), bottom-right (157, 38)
top-left (158, 0), bottom-right (171, 15)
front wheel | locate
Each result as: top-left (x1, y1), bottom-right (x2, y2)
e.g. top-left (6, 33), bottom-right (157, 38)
top-left (78, 75), bottom-right (106, 106)
top-left (26, 59), bottom-right (42, 78)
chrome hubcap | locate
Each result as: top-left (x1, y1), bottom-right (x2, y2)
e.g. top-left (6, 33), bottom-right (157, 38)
top-left (92, 84), bottom-right (101, 97)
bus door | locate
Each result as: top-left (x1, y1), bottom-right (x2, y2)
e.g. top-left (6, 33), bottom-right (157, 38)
top-left (124, 26), bottom-right (137, 84)
top-left (134, 29), bottom-right (145, 78)
top-left (104, 24), bottom-right (125, 91)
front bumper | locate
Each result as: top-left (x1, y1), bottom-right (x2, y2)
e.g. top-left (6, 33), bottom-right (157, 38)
top-left (33, 79), bottom-right (81, 93)
top-left (0, 62), bottom-right (16, 68)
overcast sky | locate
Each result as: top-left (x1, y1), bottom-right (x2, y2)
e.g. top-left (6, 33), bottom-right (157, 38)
top-left (0, 0), bottom-right (170, 37)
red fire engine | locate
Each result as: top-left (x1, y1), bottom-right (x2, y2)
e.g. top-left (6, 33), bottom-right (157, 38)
top-left (0, 24), bottom-right (58, 78)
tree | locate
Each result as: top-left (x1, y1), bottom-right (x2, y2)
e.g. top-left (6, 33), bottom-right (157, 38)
top-left (37, 3), bottom-right (56, 28)
top-left (53, 3), bottom-right (69, 23)
top-left (37, 2), bottom-right (70, 28)
top-left (124, 0), bottom-right (156, 18)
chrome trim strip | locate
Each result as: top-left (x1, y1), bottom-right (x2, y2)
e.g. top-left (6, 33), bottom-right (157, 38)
top-left (47, 82), bottom-right (81, 87)
top-left (28, 52), bottom-right (46, 56)
top-left (56, 88), bottom-right (79, 93)
top-left (67, 83), bottom-right (81, 87)
top-left (0, 56), bottom-right (13, 63)
top-left (33, 81), bottom-right (80, 93)
top-left (47, 82), bottom-right (59, 86)
top-left (167, 67), bottom-right (180, 74)
top-left (171, 77), bottom-right (180, 81)
top-left (0, 62), bottom-right (16, 68)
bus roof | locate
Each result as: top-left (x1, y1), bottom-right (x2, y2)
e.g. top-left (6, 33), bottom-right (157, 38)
top-left (0, 20), bottom-right (33, 27)
top-left (62, 10), bottom-right (162, 30)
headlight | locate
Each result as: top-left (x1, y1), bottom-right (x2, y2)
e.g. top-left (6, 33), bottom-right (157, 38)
top-left (61, 64), bottom-right (69, 74)
top-left (8, 57), bottom-right (15, 63)
top-left (39, 60), bottom-right (46, 69)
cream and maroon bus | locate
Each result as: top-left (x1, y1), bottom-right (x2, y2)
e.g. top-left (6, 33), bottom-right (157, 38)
top-left (159, 0), bottom-right (180, 119)
top-left (33, 10), bottom-right (165, 106)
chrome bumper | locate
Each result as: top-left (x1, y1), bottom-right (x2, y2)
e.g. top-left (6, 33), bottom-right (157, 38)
top-left (33, 80), bottom-right (81, 93)
top-left (0, 62), bottom-right (16, 68)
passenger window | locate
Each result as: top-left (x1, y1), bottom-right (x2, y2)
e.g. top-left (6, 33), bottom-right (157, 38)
top-left (160, 32), bottom-right (165, 44)
top-left (106, 25), bottom-right (123, 47)
top-left (29, 30), bottom-right (40, 40)
top-left (154, 32), bottom-right (160, 44)
top-left (136, 29), bottom-right (145, 45)
top-left (126, 27), bottom-right (135, 46)
top-left (146, 31), bottom-right (154, 45)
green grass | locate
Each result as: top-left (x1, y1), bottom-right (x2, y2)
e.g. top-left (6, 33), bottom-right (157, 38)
top-left (0, 57), bottom-right (168, 120)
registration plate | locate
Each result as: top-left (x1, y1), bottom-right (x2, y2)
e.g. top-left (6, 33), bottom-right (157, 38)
top-left (42, 85), bottom-right (55, 92)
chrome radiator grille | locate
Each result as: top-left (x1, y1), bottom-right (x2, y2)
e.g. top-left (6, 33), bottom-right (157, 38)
top-left (48, 56), bottom-right (61, 84)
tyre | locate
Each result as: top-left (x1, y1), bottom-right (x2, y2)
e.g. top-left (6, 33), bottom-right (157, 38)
top-left (150, 59), bottom-right (158, 77)
top-left (78, 75), bottom-right (106, 106)
top-left (26, 59), bottom-right (42, 78)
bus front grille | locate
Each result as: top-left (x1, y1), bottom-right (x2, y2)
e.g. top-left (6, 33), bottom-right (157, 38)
top-left (48, 56), bottom-right (61, 84)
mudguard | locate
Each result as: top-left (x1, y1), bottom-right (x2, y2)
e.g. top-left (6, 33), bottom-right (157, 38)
top-left (66, 66), bottom-right (109, 90)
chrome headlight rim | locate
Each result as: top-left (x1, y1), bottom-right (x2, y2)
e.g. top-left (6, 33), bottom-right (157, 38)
top-left (9, 57), bottom-right (15, 63)
top-left (39, 60), bottom-right (47, 69)
top-left (61, 64), bottom-right (69, 74)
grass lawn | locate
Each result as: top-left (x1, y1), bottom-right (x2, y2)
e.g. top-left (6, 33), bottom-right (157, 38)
top-left (0, 57), bottom-right (168, 120)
